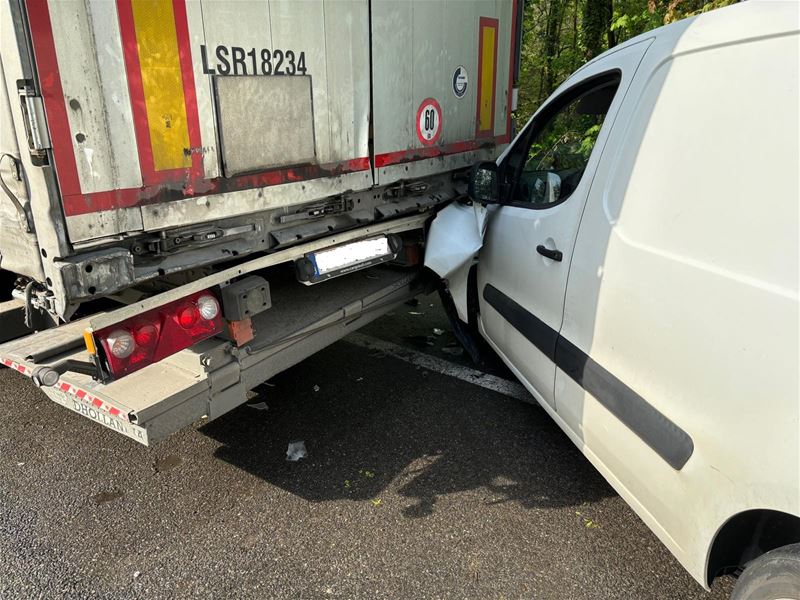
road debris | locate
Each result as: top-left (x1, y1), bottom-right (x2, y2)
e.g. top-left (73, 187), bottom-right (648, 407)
top-left (286, 441), bottom-right (307, 461)
top-left (432, 328), bottom-right (445, 336)
top-left (247, 402), bottom-right (269, 411)
top-left (576, 510), bottom-right (599, 529)
top-left (313, 385), bottom-right (320, 392)
top-left (370, 498), bottom-right (382, 507)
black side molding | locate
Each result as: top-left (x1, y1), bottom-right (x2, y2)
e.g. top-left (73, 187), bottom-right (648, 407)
top-left (483, 284), bottom-right (558, 361)
top-left (483, 284), bottom-right (694, 470)
top-left (555, 336), bottom-right (694, 470)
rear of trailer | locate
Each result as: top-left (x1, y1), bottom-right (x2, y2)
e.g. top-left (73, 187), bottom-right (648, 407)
top-left (0, 0), bottom-right (520, 443)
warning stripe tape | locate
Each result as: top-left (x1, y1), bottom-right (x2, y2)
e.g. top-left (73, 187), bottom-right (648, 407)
top-left (1, 357), bottom-right (31, 376)
top-left (1, 357), bottom-right (129, 422)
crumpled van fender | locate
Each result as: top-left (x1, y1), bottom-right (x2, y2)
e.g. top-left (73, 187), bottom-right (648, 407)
top-left (423, 201), bottom-right (489, 322)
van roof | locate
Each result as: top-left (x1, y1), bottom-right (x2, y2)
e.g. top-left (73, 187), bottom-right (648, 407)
top-left (578, 0), bottom-right (799, 74)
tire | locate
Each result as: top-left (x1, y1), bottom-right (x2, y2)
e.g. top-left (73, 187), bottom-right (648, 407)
top-left (731, 543), bottom-right (800, 600)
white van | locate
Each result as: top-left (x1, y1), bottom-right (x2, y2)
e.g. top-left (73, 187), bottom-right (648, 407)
top-left (425, 2), bottom-right (800, 598)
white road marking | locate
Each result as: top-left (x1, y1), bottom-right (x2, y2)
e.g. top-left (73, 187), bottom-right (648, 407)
top-left (344, 332), bottom-right (532, 402)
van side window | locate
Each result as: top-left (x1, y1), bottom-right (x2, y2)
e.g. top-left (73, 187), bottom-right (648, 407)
top-left (504, 76), bottom-right (620, 207)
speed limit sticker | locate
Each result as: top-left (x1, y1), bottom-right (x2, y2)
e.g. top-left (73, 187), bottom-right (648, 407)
top-left (416, 98), bottom-right (442, 146)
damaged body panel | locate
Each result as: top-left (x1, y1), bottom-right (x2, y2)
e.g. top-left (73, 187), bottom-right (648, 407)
top-left (423, 200), bottom-right (489, 322)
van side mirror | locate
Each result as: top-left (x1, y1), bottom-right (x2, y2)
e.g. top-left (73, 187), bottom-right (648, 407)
top-left (468, 161), bottom-right (499, 203)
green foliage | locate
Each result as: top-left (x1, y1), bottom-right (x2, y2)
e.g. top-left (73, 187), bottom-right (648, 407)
top-left (516, 0), bottom-right (735, 126)
top-left (579, 123), bottom-right (602, 158)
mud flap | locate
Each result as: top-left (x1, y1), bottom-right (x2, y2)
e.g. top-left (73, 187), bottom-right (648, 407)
top-left (424, 201), bottom-right (488, 322)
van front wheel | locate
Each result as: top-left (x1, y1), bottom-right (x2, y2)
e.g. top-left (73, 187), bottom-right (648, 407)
top-left (731, 543), bottom-right (800, 600)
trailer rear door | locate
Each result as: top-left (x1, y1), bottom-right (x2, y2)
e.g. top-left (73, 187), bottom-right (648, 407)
top-left (370, 0), bottom-right (519, 185)
top-left (24, 0), bottom-right (372, 242)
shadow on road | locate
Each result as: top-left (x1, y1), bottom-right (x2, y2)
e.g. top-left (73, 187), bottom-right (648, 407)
top-left (200, 340), bottom-right (615, 517)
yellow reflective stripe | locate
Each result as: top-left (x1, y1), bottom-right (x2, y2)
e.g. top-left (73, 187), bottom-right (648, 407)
top-left (131, 0), bottom-right (190, 171)
top-left (83, 329), bottom-right (97, 356)
top-left (479, 24), bottom-right (496, 133)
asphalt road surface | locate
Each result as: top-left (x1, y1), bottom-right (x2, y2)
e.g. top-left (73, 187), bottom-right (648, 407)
top-left (0, 293), bottom-right (736, 599)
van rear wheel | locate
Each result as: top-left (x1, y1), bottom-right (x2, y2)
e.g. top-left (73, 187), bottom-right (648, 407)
top-left (731, 543), bottom-right (800, 600)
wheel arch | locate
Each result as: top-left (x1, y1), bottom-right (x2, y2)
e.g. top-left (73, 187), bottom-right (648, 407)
top-left (706, 508), bottom-right (800, 586)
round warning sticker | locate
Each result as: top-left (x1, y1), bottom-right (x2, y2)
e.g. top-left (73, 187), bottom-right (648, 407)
top-left (452, 66), bottom-right (468, 98)
top-left (416, 98), bottom-right (442, 146)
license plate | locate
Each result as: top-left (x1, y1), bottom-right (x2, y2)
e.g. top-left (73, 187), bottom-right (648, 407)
top-left (296, 235), bottom-right (399, 284)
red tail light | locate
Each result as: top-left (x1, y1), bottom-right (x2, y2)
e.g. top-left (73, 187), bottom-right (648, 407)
top-left (94, 290), bottom-right (223, 378)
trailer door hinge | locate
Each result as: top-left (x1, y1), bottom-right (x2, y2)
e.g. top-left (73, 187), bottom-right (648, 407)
top-left (17, 80), bottom-right (50, 165)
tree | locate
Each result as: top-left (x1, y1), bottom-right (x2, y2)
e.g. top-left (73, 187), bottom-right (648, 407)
top-left (515, 0), bottom-right (737, 126)
top-left (583, 0), bottom-right (614, 60)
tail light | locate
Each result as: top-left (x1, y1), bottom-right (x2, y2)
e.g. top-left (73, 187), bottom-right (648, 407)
top-left (90, 290), bottom-right (223, 378)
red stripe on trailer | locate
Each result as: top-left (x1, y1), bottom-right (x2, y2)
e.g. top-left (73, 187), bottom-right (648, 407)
top-left (117, 0), bottom-right (167, 186)
top-left (172, 0), bottom-right (204, 188)
top-left (345, 157), bottom-right (371, 171)
top-left (116, 0), bottom-right (153, 184)
top-left (25, 0), bottom-right (82, 198)
top-left (116, 0), bottom-right (205, 186)
top-left (115, 0), bottom-right (187, 185)
top-left (375, 139), bottom-right (495, 169)
top-left (58, 157), bottom-right (372, 216)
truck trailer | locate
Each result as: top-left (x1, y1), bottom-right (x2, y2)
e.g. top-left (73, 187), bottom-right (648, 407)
top-left (0, 0), bottom-right (522, 444)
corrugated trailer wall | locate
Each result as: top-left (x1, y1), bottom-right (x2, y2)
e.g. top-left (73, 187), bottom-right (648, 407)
top-left (21, 0), bottom-right (515, 247)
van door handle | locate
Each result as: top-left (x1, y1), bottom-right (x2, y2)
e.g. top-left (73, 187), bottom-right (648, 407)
top-left (536, 245), bottom-right (563, 262)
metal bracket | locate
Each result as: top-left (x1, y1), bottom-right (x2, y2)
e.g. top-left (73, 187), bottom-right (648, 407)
top-left (17, 80), bottom-right (50, 165)
top-left (278, 195), bottom-right (354, 224)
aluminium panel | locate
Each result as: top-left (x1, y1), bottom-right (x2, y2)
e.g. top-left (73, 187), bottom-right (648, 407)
top-left (371, 0), bottom-right (515, 185)
top-left (47, 0), bottom-right (142, 194)
top-left (215, 75), bottom-right (316, 175)
top-left (31, 0), bottom-right (371, 243)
